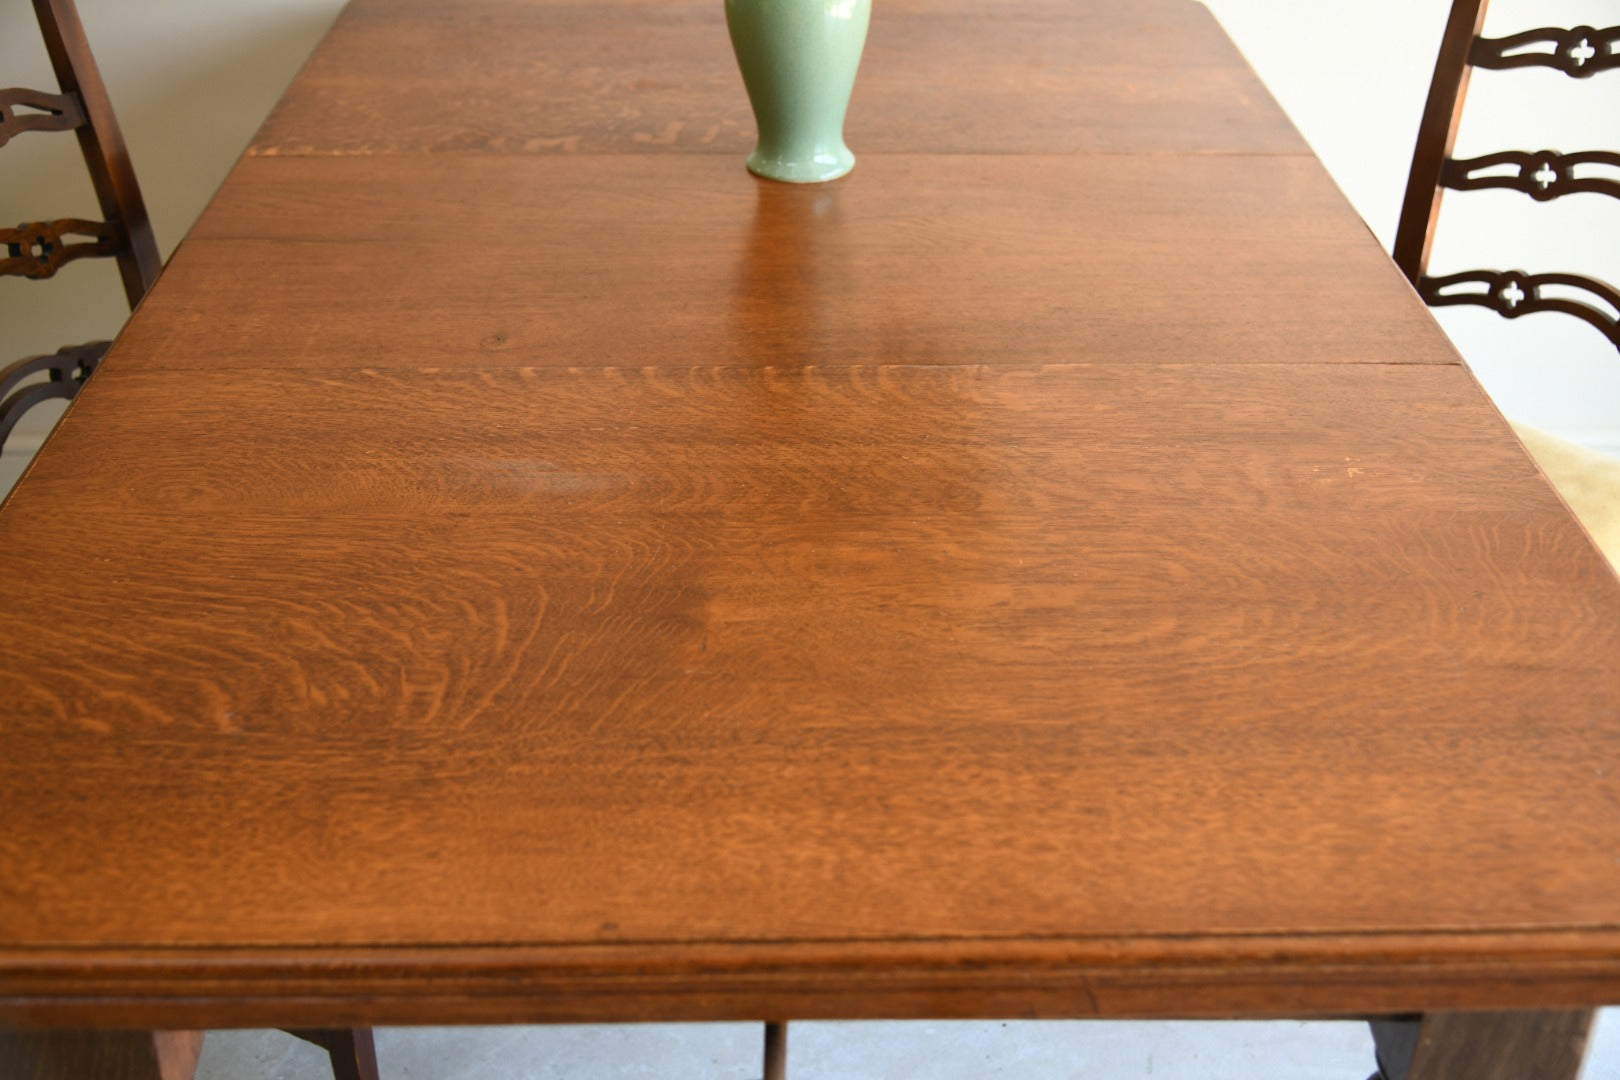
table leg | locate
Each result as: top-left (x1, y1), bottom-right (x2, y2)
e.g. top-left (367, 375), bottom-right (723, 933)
top-left (1369, 1010), bottom-right (1595, 1080)
top-left (285, 1028), bottom-right (380, 1080)
top-left (0, 1029), bottom-right (204, 1080)
top-left (763, 1020), bottom-right (787, 1080)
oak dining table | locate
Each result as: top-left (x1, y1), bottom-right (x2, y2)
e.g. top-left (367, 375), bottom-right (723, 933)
top-left (4, 1), bottom-right (1620, 1078)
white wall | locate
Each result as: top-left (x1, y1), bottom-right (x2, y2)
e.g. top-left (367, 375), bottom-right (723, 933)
top-left (3, 0), bottom-right (1617, 490)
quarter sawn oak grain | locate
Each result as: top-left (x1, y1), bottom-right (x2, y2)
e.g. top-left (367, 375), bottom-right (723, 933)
top-left (120, 154), bottom-right (1452, 373)
top-left (249, 0), bottom-right (1306, 157)
top-left (3, 364), bottom-right (1619, 980)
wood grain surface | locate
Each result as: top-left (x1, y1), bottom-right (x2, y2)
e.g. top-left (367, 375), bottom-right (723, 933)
top-left (249, 0), bottom-right (1307, 157)
top-left (4, 362), bottom-right (1620, 1023)
top-left (4, 0), bottom-right (1620, 1039)
top-left (120, 153), bottom-right (1451, 373)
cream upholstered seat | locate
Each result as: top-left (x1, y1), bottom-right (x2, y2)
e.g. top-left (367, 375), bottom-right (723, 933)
top-left (1512, 423), bottom-right (1620, 572)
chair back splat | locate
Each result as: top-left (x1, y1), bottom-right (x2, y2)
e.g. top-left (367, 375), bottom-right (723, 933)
top-left (1394, 0), bottom-right (1620, 351)
top-left (0, 0), bottom-right (161, 451)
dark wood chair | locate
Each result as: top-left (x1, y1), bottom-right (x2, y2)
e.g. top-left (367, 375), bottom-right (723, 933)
top-left (1393, 0), bottom-right (1619, 347)
top-left (1389, 0), bottom-right (1619, 580)
top-left (0, 0), bottom-right (160, 452)
top-left (0, 2), bottom-right (379, 1078)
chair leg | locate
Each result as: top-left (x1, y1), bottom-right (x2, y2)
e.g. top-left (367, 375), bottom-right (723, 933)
top-left (151, 1032), bottom-right (206, 1080)
top-left (285, 1028), bottom-right (380, 1080)
top-left (763, 1021), bottom-right (787, 1080)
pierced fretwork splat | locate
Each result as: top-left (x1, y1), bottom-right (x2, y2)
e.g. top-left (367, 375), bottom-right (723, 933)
top-left (1442, 150), bottom-right (1620, 201)
top-left (0, 340), bottom-right (110, 451)
top-left (0, 87), bottom-right (85, 148)
top-left (1, 218), bottom-right (122, 280)
top-left (1420, 270), bottom-right (1620, 349)
top-left (1471, 24), bottom-right (1620, 77)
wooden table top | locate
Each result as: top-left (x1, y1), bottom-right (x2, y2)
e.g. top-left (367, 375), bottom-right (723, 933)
top-left (4, 0), bottom-right (1620, 1030)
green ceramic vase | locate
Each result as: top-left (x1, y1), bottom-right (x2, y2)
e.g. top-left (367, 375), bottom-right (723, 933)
top-left (725, 0), bottom-right (871, 183)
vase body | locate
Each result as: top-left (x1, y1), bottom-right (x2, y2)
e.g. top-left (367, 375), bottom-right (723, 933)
top-left (725, 0), bottom-right (871, 183)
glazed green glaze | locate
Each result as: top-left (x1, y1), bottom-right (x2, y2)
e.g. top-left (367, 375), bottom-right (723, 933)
top-left (725, 0), bottom-right (871, 183)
